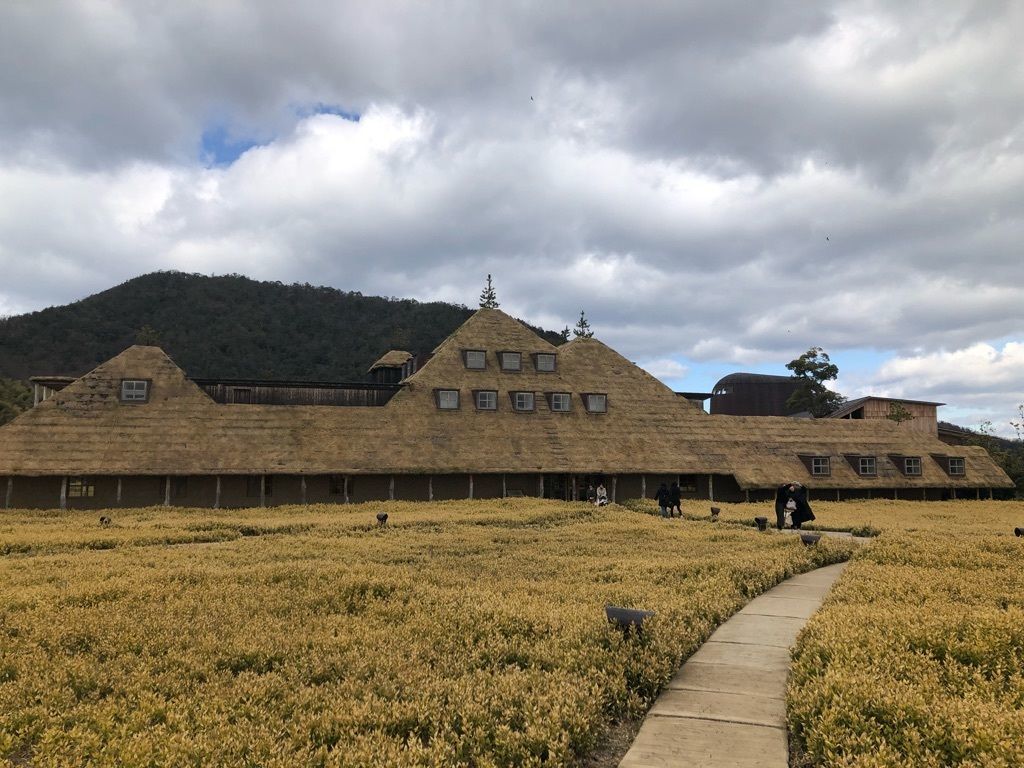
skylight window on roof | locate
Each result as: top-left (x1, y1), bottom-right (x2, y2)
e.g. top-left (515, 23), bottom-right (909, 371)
top-left (535, 353), bottom-right (556, 372)
top-left (585, 393), bottom-right (607, 413)
top-left (904, 456), bottom-right (922, 476)
top-left (549, 392), bottom-right (571, 412)
top-left (475, 390), bottom-right (497, 410)
top-left (858, 456), bottom-right (876, 475)
top-left (500, 352), bottom-right (522, 371)
top-left (120, 379), bottom-right (149, 402)
top-left (811, 456), bottom-right (830, 476)
top-left (436, 389), bottom-right (460, 410)
top-left (512, 391), bottom-right (535, 411)
top-left (464, 350), bottom-right (486, 369)
top-left (948, 457), bottom-right (965, 475)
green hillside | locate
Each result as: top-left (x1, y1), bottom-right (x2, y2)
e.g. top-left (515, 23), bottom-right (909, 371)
top-left (0, 271), bottom-right (563, 383)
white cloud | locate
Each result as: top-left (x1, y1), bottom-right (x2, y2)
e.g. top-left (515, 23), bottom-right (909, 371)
top-left (638, 358), bottom-right (689, 381)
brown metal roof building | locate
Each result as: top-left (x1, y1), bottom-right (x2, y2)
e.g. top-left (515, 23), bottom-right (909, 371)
top-left (0, 309), bottom-right (1012, 509)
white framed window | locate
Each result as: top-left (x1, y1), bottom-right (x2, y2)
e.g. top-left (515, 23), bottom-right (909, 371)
top-left (68, 477), bottom-right (95, 498)
top-left (585, 393), bottom-right (607, 413)
top-left (475, 390), bottom-right (497, 410)
top-left (512, 391), bottom-right (535, 411)
top-left (500, 352), bottom-right (522, 371)
top-left (535, 353), bottom-right (556, 372)
top-left (904, 457), bottom-right (922, 476)
top-left (120, 379), bottom-right (149, 402)
top-left (464, 350), bottom-right (486, 370)
top-left (549, 392), bottom-right (571, 412)
top-left (948, 457), bottom-right (965, 476)
top-left (811, 456), bottom-right (830, 476)
top-left (436, 389), bottom-right (460, 410)
top-left (858, 456), bottom-right (876, 475)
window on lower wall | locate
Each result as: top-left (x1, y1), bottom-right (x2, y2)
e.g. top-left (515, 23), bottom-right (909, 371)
top-left (475, 390), bottom-right (497, 410)
top-left (512, 391), bottom-right (535, 411)
top-left (68, 477), bottom-right (95, 498)
top-left (811, 457), bottom-right (831, 476)
top-left (435, 389), bottom-right (460, 410)
top-left (904, 457), bottom-right (922, 476)
top-left (858, 456), bottom-right (876, 475)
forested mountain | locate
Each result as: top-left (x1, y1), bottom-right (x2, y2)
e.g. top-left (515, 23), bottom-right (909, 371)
top-left (0, 272), bottom-right (563, 382)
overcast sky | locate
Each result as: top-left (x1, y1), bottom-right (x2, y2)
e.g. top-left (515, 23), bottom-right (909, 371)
top-left (1, 1), bottom-right (1022, 433)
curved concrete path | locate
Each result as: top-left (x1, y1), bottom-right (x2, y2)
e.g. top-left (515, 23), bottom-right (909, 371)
top-left (619, 562), bottom-right (848, 768)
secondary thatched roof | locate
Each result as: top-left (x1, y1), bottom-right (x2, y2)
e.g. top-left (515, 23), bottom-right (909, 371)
top-left (0, 309), bottom-right (1013, 489)
top-left (368, 350), bottom-right (412, 372)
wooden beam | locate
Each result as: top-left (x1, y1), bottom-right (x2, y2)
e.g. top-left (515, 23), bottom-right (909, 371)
top-left (214, 476), bottom-right (221, 509)
top-left (708, 475), bottom-right (714, 502)
top-left (537, 474), bottom-right (543, 498)
top-left (60, 476), bottom-right (67, 511)
top-left (259, 475), bottom-right (266, 508)
top-left (641, 475), bottom-right (646, 499)
top-left (428, 476), bottom-right (433, 502)
top-left (116, 477), bottom-right (122, 505)
top-left (469, 474), bottom-right (474, 499)
top-left (300, 476), bottom-right (307, 505)
top-left (164, 476), bottom-right (171, 507)
top-left (611, 476), bottom-right (617, 504)
top-left (343, 475), bottom-right (349, 504)
top-left (835, 488), bottom-right (840, 502)
top-left (389, 475), bottom-right (395, 501)
top-left (502, 474), bottom-right (507, 498)
top-left (745, 489), bottom-right (750, 503)
top-left (976, 487), bottom-right (980, 500)
top-left (4, 477), bottom-right (12, 510)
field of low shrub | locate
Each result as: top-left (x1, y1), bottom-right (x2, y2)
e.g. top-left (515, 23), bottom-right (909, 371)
top-left (0, 499), bottom-right (849, 767)
top-left (786, 501), bottom-right (1024, 767)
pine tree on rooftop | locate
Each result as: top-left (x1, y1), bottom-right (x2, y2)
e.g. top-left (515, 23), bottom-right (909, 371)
top-left (573, 310), bottom-right (594, 338)
top-left (479, 275), bottom-right (499, 309)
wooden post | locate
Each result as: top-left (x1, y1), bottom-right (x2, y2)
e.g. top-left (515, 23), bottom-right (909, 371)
top-left (611, 476), bottom-right (617, 503)
top-left (60, 476), bottom-right (67, 510)
top-left (922, 488), bottom-right (926, 501)
top-left (988, 487), bottom-right (993, 500)
top-left (976, 488), bottom-right (980, 500)
top-left (343, 475), bottom-right (349, 504)
top-left (502, 474), bottom-right (507, 498)
top-left (4, 477), bottom-right (12, 509)
top-left (538, 474), bottom-right (543, 498)
top-left (164, 476), bottom-right (171, 507)
top-left (389, 475), bottom-right (395, 501)
top-left (708, 475), bottom-right (714, 502)
top-left (641, 475), bottom-right (646, 499)
top-left (116, 477), bottom-right (122, 505)
top-left (469, 474), bottom-right (474, 499)
top-left (259, 475), bottom-right (266, 508)
top-left (836, 488), bottom-right (840, 502)
top-left (215, 476), bottom-right (221, 509)
top-left (951, 487), bottom-right (957, 500)
top-left (300, 476), bottom-right (307, 505)
top-left (894, 488), bottom-right (899, 500)
top-left (745, 489), bottom-right (750, 503)
top-left (428, 476), bottom-right (434, 502)
top-left (571, 474), bottom-right (576, 501)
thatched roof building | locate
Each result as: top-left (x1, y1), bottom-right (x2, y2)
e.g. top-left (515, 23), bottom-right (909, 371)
top-left (0, 308), bottom-right (1012, 509)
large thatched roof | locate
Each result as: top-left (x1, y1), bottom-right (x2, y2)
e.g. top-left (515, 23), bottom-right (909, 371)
top-left (0, 309), bottom-right (1013, 489)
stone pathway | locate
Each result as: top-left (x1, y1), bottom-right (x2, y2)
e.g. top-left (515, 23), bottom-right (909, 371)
top-left (618, 562), bottom-right (848, 768)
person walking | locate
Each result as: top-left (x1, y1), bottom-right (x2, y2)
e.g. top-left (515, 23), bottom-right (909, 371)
top-left (774, 482), bottom-right (815, 529)
top-left (669, 481), bottom-right (682, 517)
top-left (655, 482), bottom-right (671, 518)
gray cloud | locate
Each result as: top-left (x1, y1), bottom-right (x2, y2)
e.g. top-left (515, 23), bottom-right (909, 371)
top-left (0, 1), bottom-right (1022, 427)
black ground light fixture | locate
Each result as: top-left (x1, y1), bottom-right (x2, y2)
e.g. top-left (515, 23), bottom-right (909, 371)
top-left (376, 512), bottom-right (388, 527)
top-left (710, 506), bottom-right (720, 522)
top-left (1015, 527), bottom-right (1023, 537)
top-left (800, 532), bottom-right (822, 546)
top-left (754, 516), bottom-right (768, 532)
top-left (606, 605), bottom-right (655, 632)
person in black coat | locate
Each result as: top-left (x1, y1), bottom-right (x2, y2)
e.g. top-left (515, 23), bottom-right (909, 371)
top-left (669, 481), bottom-right (682, 517)
top-left (655, 482), bottom-right (670, 518)
top-left (774, 482), bottom-right (815, 529)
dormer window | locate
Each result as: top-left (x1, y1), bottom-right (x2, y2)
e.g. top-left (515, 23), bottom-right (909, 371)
top-left (811, 457), bottom-right (831, 476)
top-left (948, 457), bottom-right (965, 476)
top-left (904, 457), bottom-right (922, 476)
top-left (475, 390), bottom-right (497, 410)
top-left (435, 389), bottom-right (460, 410)
top-left (120, 379), bottom-right (149, 402)
top-left (500, 352), bottom-right (522, 371)
top-left (858, 456), bottom-right (876, 475)
top-left (511, 391), bottom-right (535, 411)
top-left (548, 392), bottom-right (571, 412)
top-left (464, 350), bottom-right (486, 370)
top-left (584, 393), bottom-right (607, 413)
top-left (534, 353), bottom-right (556, 372)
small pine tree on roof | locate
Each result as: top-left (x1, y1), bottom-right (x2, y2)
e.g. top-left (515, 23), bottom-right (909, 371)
top-left (573, 310), bottom-right (594, 338)
top-left (479, 275), bottom-right (499, 308)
